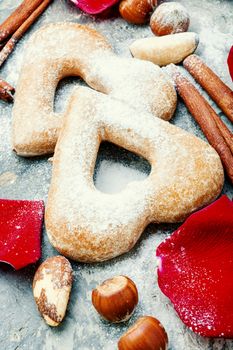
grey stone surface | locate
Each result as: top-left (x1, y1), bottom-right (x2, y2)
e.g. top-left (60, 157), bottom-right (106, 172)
top-left (0, 0), bottom-right (232, 349)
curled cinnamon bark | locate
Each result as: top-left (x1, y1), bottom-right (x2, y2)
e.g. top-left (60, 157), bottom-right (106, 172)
top-left (0, 0), bottom-right (52, 102)
top-left (0, 0), bottom-right (52, 68)
top-left (0, 0), bottom-right (46, 45)
top-left (0, 78), bottom-right (15, 102)
top-left (170, 65), bottom-right (233, 183)
top-left (184, 54), bottom-right (233, 123)
top-left (212, 113), bottom-right (233, 154)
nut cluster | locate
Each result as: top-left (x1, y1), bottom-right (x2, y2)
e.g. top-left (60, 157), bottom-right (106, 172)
top-left (92, 275), bottom-right (168, 349)
top-left (33, 258), bottom-right (169, 349)
top-left (118, 0), bottom-right (190, 39)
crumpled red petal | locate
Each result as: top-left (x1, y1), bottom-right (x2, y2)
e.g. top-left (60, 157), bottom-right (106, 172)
top-left (70, 0), bottom-right (120, 14)
top-left (227, 46), bottom-right (233, 81)
top-left (0, 199), bottom-right (44, 270)
top-left (156, 196), bottom-right (233, 338)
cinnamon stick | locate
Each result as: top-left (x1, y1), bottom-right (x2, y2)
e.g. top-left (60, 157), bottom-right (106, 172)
top-left (0, 78), bottom-right (15, 102)
top-left (0, 0), bottom-right (52, 68)
top-left (170, 66), bottom-right (233, 183)
top-left (0, 0), bottom-right (46, 45)
top-left (184, 54), bottom-right (233, 123)
top-left (211, 113), bottom-right (233, 154)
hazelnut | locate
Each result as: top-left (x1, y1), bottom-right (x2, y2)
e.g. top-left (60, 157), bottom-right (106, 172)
top-left (150, 2), bottom-right (190, 36)
top-left (118, 316), bottom-right (168, 350)
top-left (119, 0), bottom-right (157, 25)
top-left (92, 275), bottom-right (138, 323)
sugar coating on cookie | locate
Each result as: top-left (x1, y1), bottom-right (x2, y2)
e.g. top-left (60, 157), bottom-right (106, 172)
top-left (45, 87), bottom-right (223, 263)
top-left (150, 2), bottom-right (190, 36)
top-left (12, 23), bottom-right (177, 157)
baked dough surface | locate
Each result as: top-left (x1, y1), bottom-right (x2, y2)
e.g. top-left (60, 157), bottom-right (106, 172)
top-left (45, 87), bottom-right (223, 262)
top-left (12, 23), bottom-right (223, 262)
top-left (12, 22), bottom-right (177, 156)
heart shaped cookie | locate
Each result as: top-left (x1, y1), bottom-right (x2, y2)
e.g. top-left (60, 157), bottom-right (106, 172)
top-left (45, 87), bottom-right (223, 262)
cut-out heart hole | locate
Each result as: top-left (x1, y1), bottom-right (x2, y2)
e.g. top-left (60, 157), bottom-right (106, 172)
top-left (156, 195), bottom-right (233, 338)
top-left (54, 76), bottom-right (87, 114)
top-left (94, 142), bottom-right (151, 194)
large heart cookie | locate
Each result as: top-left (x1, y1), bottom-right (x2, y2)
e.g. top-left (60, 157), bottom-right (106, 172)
top-left (45, 87), bottom-right (223, 262)
top-left (12, 23), bottom-right (176, 156)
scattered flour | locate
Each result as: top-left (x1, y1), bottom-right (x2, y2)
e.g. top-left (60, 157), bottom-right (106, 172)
top-left (0, 0), bottom-right (232, 349)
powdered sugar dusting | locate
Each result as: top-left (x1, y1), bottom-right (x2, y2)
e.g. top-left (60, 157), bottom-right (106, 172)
top-left (95, 159), bottom-right (148, 194)
top-left (151, 2), bottom-right (190, 34)
top-left (12, 22), bottom-right (176, 156)
top-left (46, 87), bottom-right (222, 264)
top-left (0, 0), bottom-right (233, 349)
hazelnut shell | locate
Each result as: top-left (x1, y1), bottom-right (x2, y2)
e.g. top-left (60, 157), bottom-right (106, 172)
top-left (118, 316), bottom-right (168, 350)
top-left (92, 275), bottom-right (138, 323)
top-left (119, 0), bottom-right (157, 25)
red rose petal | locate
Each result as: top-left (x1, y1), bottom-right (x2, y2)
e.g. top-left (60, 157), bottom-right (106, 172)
top-left (70, 0), bottom-right (120, 14)
top-left (156, 196), bottom-right (233, 338)
top-left (0, 199), bottom-right (44, 270)
top-left (227, 46), bottom-right (233, 81)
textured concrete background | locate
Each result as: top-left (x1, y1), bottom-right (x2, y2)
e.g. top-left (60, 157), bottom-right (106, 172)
top-left (0, 0), bottom-right (232, 349)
